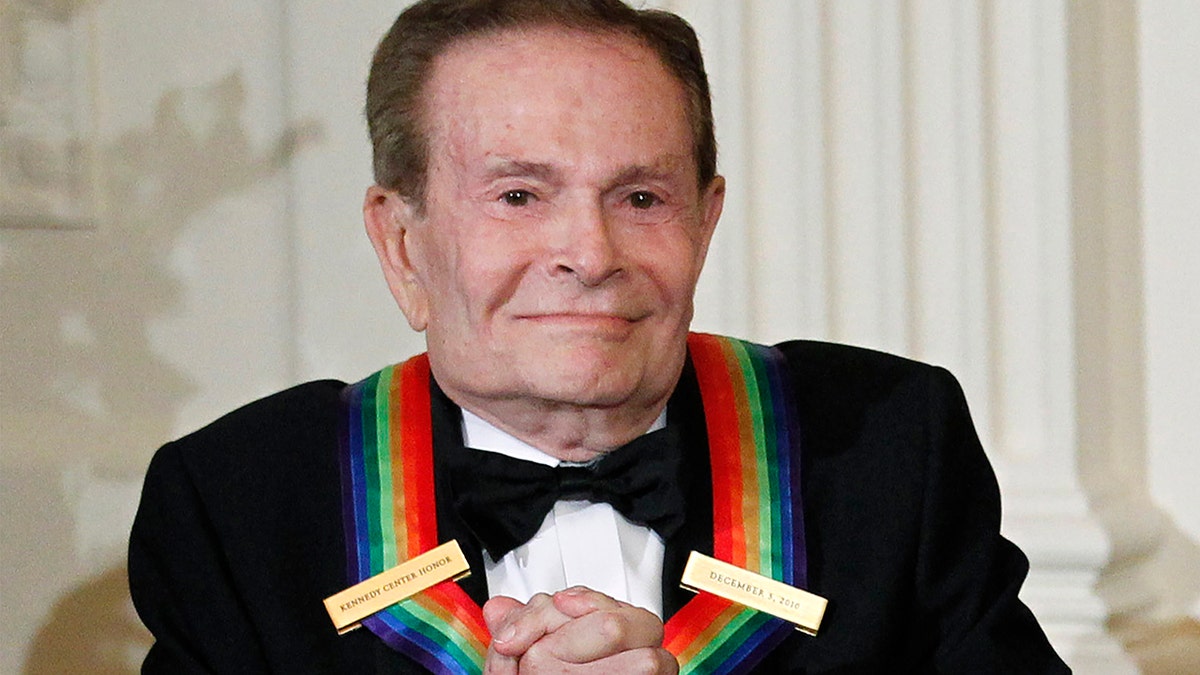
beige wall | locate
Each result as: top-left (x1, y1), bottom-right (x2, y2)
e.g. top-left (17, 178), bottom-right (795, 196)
top-left (1, 0), bottom-right (1196, 671)
top-left (1140, 0), bottom-right (1200, 606)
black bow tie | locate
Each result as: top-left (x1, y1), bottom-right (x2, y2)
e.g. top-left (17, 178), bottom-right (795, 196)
top-left (450, 427), bottom-right (686, 560)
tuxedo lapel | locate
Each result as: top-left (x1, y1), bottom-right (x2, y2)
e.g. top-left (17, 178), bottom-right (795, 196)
top-left (429, 378), bottom-right (491, 607)
top-left (661, 356), bottom-right (715, 620)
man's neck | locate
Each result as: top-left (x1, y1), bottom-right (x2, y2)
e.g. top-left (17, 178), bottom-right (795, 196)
top-left (445, 393), bottom-right (670, 463)
top-left (461, 407), bottom-right (668, 466)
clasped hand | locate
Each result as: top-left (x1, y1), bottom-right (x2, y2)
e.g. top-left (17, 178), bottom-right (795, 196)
top-left (482, 587), bottom-right (679, 674)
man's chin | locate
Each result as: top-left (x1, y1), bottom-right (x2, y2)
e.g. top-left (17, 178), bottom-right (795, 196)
top-left (520, 370), bottom-right (643, 409)
top-left (553, 388), bottom-right (646, 410)
top-left (513, 346), bottom-right (679, 409)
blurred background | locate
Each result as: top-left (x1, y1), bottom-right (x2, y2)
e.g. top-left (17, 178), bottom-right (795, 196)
top-left (1, 0), bottom-right (1196, 672)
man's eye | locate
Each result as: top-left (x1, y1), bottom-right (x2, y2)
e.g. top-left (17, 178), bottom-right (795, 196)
top-left (502, 190), bottom-right (533, 206)
top-left (628, 191), bottom-right (659, 209)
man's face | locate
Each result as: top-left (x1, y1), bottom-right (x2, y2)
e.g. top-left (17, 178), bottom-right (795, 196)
top-left (367, 27), bottom-right (724, 425)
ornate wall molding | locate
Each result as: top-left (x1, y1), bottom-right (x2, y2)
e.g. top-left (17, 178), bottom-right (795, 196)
top-left (1, 1), bottom-right (96, 229)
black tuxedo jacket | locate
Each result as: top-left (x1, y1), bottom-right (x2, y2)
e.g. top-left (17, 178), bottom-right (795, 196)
top-left (129, 340), bottom-right (1070, 673)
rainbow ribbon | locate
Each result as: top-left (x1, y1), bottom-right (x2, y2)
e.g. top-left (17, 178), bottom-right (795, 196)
top-left (338, 333), bottom-right (808, 674)
top-left (340, 356), bottom-right (489, 675)
top-left (665, 333), bottom-right (807, 674)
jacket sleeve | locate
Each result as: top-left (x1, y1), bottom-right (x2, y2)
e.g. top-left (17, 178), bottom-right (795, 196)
top-left (917, 367), bottom-right (1071, 674)
top-left (128, 441), bottom-right (271, 674)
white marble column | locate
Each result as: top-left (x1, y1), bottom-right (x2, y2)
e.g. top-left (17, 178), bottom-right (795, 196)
top-left (664, 0), bottom-right (1137, 669)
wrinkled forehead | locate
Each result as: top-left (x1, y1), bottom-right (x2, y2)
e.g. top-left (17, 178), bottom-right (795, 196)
top-left (419, 25), bottom-right (692, 152)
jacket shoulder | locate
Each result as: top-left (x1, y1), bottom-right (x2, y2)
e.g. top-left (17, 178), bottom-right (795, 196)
top-left (772, 339), bottom-right (963, 408)
top-left (159, 379), bottom-right (346, 470)
top-left (130, 379), bottom-right (376, 672)
top-left (774, 338), bottom-right (942, 376)
top-left (138, 379), bottom-right (350, 528)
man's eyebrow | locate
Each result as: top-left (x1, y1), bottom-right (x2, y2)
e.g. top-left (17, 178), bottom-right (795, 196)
top-left (605, 157), bottom-right (689, 189)
top-left (479, 156), bottom-right (691, 187)
top-left (480, 159), bottom-right (559, 182)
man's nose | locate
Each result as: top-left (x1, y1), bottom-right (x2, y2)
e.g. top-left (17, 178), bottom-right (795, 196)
top-left (551, 200), bottom-right (622, 286)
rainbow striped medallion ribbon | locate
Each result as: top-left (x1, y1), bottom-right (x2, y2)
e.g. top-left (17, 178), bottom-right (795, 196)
top-left (339, 355), bottom-right (489, 675)
top-left (338, 333), bottom-right (808, 674)
top-left (664, 333), bottom-right (808, 674)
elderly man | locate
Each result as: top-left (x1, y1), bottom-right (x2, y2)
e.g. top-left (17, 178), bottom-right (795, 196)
top-left (129, 1), bottom-right (1070, 673)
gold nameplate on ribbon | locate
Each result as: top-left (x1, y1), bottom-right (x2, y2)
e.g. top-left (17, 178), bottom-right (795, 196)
top-left (323, 540), bottom-right (471, 634)
top-left (680, 551), bottom-right (827, 636)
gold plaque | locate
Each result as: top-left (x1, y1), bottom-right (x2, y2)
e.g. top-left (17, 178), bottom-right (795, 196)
top-left (323, 540), bottom-right (471, 634)
top-left (680, 551), bottom-right (827, 636)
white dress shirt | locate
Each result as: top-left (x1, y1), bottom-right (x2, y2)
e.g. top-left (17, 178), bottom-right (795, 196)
top-left (460, 409), bottom-right (668, 618)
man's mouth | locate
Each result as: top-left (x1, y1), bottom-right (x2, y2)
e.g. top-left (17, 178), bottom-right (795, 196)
top-left (515, 311), bottom-right (648, 333)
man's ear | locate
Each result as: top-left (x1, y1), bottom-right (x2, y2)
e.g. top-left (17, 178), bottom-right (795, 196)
top-left (696, 175), bottom-right (725, 263)
top-left (363, 185), bottom-right (430, 332)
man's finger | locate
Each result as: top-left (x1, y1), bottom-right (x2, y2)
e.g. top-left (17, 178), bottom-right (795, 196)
top-left (484, 593), bottom-right (572, 657)
top-left (482, 647), bottom-right (519, 675)
top-left (525, 600), bottom-right (666, 664)
top-left (482, 596), bottom-right (524, 675)
top-left (482, 595), bottom-right (524, 631)
top-left (551, 585), bottom-right (624, 618)
top-left (521, 645), bottom-right (680, 675)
